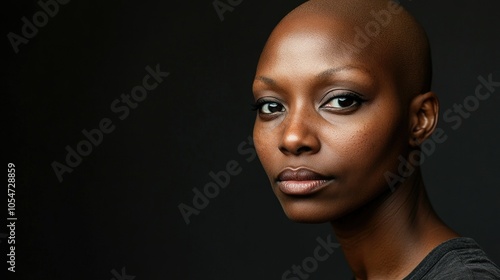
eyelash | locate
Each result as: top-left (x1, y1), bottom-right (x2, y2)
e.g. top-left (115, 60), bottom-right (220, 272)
top-left (322, 92), bottom-right (366, 109)
top-left (250, 100), bottom-right (261, 111)
top-left (251, 92), bottom-right (366, 113)
top-left (251, 99), bottom-right (274, 111)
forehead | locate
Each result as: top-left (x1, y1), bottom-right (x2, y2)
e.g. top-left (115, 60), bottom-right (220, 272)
top-left (259, 15), bottom-right (354, 61)
top-left (254, 15), bottom-right (383, 90)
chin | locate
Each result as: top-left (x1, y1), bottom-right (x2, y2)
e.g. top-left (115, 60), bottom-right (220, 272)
top-left (280, 200), bottom-right (343, 224)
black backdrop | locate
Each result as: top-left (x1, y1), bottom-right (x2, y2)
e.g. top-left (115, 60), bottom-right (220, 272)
top-left (4, 0), bottom-right (500, 279)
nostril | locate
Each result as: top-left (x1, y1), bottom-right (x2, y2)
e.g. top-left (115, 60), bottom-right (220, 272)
top-left (279, 144), bottom-right (313, 155)
top-left (295, 146), bottom-right (312, 154)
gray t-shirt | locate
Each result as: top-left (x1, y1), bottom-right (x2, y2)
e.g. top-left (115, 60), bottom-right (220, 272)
top-left (403, 237), bottom-right (500, 279)
top-left (349, 237), bottom-right (500, 279)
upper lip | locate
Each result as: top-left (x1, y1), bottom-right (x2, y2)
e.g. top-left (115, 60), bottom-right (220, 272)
top-left (277, 168), bottom-right (332, 181)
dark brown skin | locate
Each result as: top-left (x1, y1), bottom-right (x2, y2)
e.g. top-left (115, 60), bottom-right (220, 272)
top-left (252, 0), bottom-right (459, 279)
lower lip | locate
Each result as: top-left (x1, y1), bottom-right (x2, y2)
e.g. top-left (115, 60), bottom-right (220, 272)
top-left (278, 180), bottom-right (332, 195)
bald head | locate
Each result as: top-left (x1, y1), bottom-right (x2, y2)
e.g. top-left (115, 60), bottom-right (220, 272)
top-left (256, 0), bottom-right (432, 100)
top-left (252, 0), bottom-right (441, 226)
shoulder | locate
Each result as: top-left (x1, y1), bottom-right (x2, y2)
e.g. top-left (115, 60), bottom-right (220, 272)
top-left (405, 237), bottom-right (500, 280)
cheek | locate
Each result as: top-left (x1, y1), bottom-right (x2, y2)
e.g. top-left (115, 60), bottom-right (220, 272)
top-left (253, 122), bottom-right (277, 175)
top-left (322, 106), bottom-right (408, 186)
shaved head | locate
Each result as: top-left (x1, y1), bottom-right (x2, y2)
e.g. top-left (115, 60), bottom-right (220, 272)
top-left (251, 4), bottom-right (465, 276)
top-left (252, 0), bottom-right (441, 223)
top-left (256, 0), bottom-right (432, 102)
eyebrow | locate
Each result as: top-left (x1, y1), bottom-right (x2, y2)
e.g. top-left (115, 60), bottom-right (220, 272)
top-left (254, 75), bottom-right (277, 86)
top-left (255, 65), bottom-right (372, 86)
top-left (316, 65), bottom-right (371, 79)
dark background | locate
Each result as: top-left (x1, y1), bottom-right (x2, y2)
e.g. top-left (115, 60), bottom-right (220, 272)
top-left (3, 0), bottom-right (499, 279)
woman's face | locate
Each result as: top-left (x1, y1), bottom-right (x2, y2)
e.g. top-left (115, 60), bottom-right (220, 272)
top-left (252, 18), bottom-right (411, 223)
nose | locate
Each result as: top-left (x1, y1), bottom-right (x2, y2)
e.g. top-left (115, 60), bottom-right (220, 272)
top-left (279, 109), bottom-right (321, 156)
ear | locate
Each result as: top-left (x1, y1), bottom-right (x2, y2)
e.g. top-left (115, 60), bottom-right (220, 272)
top-left (408, 91), bottom-right (439, 147)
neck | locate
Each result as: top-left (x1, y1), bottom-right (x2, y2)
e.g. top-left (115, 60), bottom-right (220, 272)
top-left (331, 170), bottom-right (459, 280)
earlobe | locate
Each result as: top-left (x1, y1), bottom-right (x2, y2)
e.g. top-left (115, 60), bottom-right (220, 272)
top-left (409, 91), bottom-right (439, 147)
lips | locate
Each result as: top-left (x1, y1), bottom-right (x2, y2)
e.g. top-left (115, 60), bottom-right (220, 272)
top-left (277, 168), bottom-right (333, 195)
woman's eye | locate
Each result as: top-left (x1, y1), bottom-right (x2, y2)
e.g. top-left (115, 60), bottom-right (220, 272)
top-left (259, 102), bottom-right (285, 114)
top-left (323, 95), bottom-right (361, 110)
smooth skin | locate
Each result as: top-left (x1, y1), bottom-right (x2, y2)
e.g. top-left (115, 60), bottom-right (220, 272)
top-left (252, 0), bottom-right (459, 279)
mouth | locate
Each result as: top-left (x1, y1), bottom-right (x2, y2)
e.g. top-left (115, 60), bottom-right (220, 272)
top-left (276, 168), bottom-right (334, 195)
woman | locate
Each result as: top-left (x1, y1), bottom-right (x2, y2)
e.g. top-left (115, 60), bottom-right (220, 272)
top-left (251, 0), bottom-right (500, 278)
